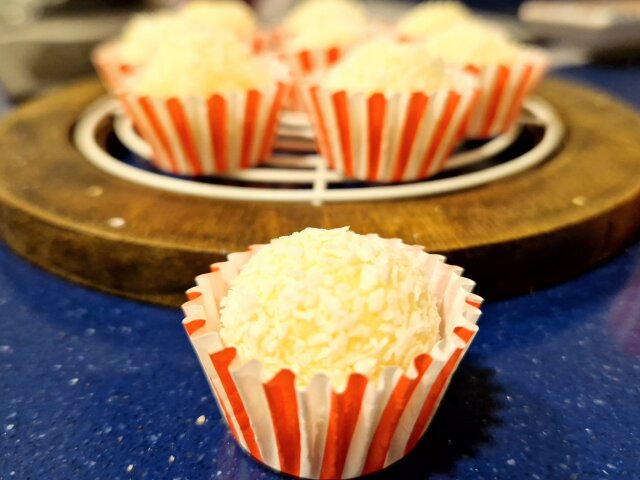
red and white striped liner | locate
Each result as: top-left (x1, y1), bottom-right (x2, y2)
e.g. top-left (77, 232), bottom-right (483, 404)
top-left (463, 49), bottom-right (549, 139)
top-left (301, 73), bottom-right (479, 183)
top-left (91, 41), bottom-right (134, 92)
top-left (118, 79), bottom-right (288, 176)
top-left (251, 31), bottom-right (271, 54)
top-left (182, 242), bottom-right (482, 479)
top-left (280, 47), bottom-right (347, 112)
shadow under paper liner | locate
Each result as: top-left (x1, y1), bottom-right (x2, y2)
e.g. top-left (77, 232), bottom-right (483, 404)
top-left (367, 360), bottom-right (503, 479)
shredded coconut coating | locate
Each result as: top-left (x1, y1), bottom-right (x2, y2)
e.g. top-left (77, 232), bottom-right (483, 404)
top-left (283, 0), bottom-right (368, 35)
top-left (286, 20), bottom-right (368, 50)
top-left (425, 20), bottom-right (520, 66)
top-left (119, 2), bottom-right (256, 66)
top-left (219, 227), bottom-right (442, 389)
top-left (119, 11), bottom-right (193, 66)
top-left (134, 32), bottom-right (277, 96)
top-left (396, 1), bottom-right (471, 38)
top-left (181, 0), bottom-right (257, 38)
top-left (324, 39), bottom-right (456, 95)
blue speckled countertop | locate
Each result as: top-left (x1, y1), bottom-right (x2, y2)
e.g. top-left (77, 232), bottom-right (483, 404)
top-left (2, 64), bottom-right (640, 479)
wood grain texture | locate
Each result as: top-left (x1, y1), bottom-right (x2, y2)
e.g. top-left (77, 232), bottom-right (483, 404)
top-left (1, 78), bottom-right (640, 306)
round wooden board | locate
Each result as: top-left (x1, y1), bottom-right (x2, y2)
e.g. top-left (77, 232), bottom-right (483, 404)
top-left (1, 78), bottom-right (640, 306)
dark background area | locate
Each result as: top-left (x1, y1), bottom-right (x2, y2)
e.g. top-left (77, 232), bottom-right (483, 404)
top-left (42, 0), bottom-right (526, 15)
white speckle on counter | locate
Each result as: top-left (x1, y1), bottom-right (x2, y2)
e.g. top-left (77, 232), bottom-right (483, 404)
top-left (86, 185), bottom-right (104, 197)
top-left (68, 378), bottom-right (79, 386)
top-left (216, 471), bottom-right (222, 476)
top-left (169, 455), bottom-right (175, 463)
top-left (572, 196), bottom-right (587, 206)
top-left (195, 415), bottom-right (206, 426)
top-left (126, 464), bottom-right (134, 473)
top-left (593, 399), bottom-right (607, 406)
top-left (107, 217), bottom-right (126, 229)
top-left (5, 424), bottom-right (15, 432)
top-left (506, 458), bottom-right (516, 466)
top-left (0, 345), bottom-right (12, 353)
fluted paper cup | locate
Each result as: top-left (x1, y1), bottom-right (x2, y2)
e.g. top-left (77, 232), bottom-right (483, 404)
top-left (271, 26), bottom-right (373, 113)
top-left (182, 242), bottom-right (482, 479)
top-left (462, 48), bottom-right (548, 139)
top-left (281, 47), bottom-right (347, 112)
top-left (251, 31), bottom-right (271, 53)
top-left (91, 41), bottom-right (134, 92)
top-left (117, 57), bottom-right (289, 176)
top-left (301, 72), bottom-right (478, 182)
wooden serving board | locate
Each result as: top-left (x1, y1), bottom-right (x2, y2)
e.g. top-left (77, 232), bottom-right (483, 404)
top-left (1, 78), bottom-right (640, 306)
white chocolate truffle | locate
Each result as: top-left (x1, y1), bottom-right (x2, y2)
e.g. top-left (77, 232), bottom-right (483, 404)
top-left (219, 227), bottom-right (443, 389)
top-left (426, 20), bottom-right (519, 65)
top-left (324, 39), bottom-right (456, 95)
top-left (286, 20), bottom-right (368, 50)
top-left (396, 1), bottom-right (471, 38)
top-left (181, 0), bottom-right (257, 38)
top-left (283, 0), bottom-right (368, 35)
top-left (119, 11), bottom-right (193, 66)
top-left (119, 3), bottom-right (256, 67)
top-left (134, 32), bottom-right (278, 96)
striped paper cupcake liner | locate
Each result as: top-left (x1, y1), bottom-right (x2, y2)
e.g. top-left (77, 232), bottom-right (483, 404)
top-left (182, 242), bottom-right (482, 479)
top-left (301, 73), bottom-right (478, 183)
top-left (116, 54), bottom-right (289, 176)
top-left (252, 31), bottom-right (271, 54)
top-left (281, 47), bottom-right (347, 112)
top-left (91, 41), bottom-right (134, 93)
top-left (118, 85), bottom-right (287, 176)
top-left (463, 49), bottom-right (549, 139)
